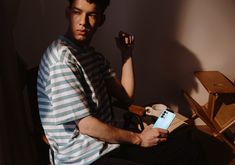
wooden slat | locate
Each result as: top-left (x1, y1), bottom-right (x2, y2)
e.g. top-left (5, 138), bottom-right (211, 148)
top-left (183, 71), bottom-right (235, 151)
top-left (214, 103), bottom-right (235, 132)
top-left (194, 71), bottom-right (235, 94)
top-left (182, 91), bottom-right (218, 134)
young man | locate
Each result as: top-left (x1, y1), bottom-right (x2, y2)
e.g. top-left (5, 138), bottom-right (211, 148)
top-left (37, 0), bottom-right (204, 164)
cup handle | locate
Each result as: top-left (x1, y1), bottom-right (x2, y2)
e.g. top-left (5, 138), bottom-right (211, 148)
top-left (145, 106), bottom-right (154, 115)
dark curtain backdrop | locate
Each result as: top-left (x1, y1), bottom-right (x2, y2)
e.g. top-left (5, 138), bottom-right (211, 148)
top-left (0, 1), bottom-right (39, 164)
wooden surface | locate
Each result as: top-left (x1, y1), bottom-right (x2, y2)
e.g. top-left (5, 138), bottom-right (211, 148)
top-left (195, 71), bottom-right (235, 121)
top-left (184, 71), bottom-right (235, 151)
top-left (194, 71), bottom-right (235, 94)
top-left (214, 102), bottom-right (235, 132)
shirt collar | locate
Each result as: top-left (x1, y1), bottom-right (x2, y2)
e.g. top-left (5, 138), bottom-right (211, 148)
top-left (59, 35), bottom-right (94, 54)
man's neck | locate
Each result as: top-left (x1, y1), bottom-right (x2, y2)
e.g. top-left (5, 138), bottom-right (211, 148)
top-left (65, 32), bottom-right (90, 48)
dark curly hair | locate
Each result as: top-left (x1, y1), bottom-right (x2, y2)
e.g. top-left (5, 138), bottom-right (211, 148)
top-left (67, 0), bottom-right (110, 13)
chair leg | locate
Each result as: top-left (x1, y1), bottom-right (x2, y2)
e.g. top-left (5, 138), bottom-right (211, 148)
top-left (217, 132), bottom-right (235, 152)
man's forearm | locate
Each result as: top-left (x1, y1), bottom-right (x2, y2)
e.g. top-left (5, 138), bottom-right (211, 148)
top-left (116, 31), bottom-right (135, 99)
top-left (121, 56), bottom-right (134, 99)
top-left (77, 116), bottom-right (141, 145)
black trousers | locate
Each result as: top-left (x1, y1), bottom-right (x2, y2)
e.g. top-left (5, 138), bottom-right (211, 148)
top-left (92, 125), bottom-right (207, 165)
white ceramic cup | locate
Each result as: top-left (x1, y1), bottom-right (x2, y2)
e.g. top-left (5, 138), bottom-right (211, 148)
top-left (152, 104), bottom-right (168, 111)
top-left (145, 104), bottom-right (168, 117)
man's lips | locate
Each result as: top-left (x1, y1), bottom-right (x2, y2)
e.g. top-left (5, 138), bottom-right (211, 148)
top-left (77, 30), bottom-right (87, 36)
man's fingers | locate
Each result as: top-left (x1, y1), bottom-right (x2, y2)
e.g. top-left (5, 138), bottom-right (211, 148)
top-left (125, 37), bottom-right (129, 44)
top-left (128, 35), bottom-right (134, 45)
top-left (131, 35), bottom-right (134, 43)
top-left (157, 128), bottom-right (169, 134)
top-left (159, 137), bottom-right (167, 142)
top-left (152, 137), bottom-right (167, 146)
top-left (118, 31), bottom-right (134, 46)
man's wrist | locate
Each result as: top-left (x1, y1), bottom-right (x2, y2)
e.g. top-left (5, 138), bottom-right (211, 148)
top-left (121, 55), bottom-right (132, 64)
top-left (132, 132), bottom-right (142, 146)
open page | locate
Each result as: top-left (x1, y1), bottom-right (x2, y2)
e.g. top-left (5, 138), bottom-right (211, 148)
top-left (145, 106), bottom-right (188, 132)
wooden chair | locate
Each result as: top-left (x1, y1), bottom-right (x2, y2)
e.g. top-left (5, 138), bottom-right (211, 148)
top-left (26, 67), bottom-right (50, 165)
top-left (183, 71), bottom-right (235, 151)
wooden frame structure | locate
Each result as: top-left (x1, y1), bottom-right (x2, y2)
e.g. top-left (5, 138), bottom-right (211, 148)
top-left (183, 71), bottom-right (235, 151)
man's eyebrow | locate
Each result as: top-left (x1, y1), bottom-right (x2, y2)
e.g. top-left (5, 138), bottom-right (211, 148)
top-left (71, 7), bottom-right (82, 11)
top-left (70, 6), bottom-right (98, 14)
top-left (71, 6), bottom-right (98, 13)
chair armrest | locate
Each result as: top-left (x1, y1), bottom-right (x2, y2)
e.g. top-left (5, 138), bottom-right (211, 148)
top-left (112, 101), bottom-right (146, 116)
top-left (128, 104), bottom-right (146, 116)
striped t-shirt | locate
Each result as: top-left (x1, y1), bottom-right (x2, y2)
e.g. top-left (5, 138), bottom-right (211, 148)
top-left (37, 36), bottom-right (119, 165)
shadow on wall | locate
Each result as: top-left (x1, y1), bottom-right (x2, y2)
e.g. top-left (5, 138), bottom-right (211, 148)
top-left (136, 40), bottom-right (202, 116)
top-left (91, 0), bottom-right (203, 116)
top-left (14, 0), bottom-right (67, 68)
top-left (126, 0), bottom-right (202, 116)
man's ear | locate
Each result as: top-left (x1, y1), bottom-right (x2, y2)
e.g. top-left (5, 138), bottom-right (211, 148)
top-left (98, 14), bottom-right (106, 26)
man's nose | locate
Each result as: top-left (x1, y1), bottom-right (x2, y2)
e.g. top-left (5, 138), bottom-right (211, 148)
top-left (79, 13), bottom-right (88, 26)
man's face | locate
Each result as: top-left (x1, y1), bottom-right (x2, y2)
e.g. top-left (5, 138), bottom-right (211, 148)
top-left (67, 0), bottom-right (103, 44)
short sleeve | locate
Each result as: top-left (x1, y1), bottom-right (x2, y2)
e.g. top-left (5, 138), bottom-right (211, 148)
top-left (49, 62), bottom-right (90, 125)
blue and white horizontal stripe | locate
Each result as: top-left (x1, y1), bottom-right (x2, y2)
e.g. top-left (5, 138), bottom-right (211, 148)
top-left (37, 36), bottom-right (119, 165)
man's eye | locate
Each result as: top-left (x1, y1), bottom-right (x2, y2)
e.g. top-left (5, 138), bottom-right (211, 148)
top-left (89, 14), bottom-right (97, 19)
top-left (71, 9), bottom-right (81, 15)
top-left (74, 11), bottom-right (81, 15)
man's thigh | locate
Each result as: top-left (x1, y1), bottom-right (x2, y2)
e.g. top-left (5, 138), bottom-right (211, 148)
top-left (91, 148), bottom-right (141, 165)
top-left (93, 125), bottom-right (206, 165)
top-left (119, 125), bottom-right (206, 165)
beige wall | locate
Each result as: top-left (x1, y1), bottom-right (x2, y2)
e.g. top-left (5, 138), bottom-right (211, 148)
top-left (176, 0), bottom-right (235, 104)
top-left (14, 0), bottom-right (235, 117)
